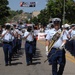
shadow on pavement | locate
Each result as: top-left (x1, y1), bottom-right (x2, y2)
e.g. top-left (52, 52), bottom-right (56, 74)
top-left (65, 40), bottom-right (75, 57)
top-left (11, 48), bottom-right (24, 66)
top-left (0, 43), bottom-right (3, 47)
top-left (31, 62), bottom-right (41, 65)
top-left (32, 48), bottom-right (42, 65)
top-left (11, 62), bottom-right (23, 66)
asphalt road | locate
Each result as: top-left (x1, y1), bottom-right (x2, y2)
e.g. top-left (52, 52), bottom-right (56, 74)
top-left (0, 40), bottom-right (75, 75)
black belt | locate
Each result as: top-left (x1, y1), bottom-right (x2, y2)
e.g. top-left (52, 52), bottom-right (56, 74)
top-left (52, 47), bottom-right (59, 50)
top-left (26, 41), bottom-right (33, 43)
top-left (52, 47), bottom-right (64, 50)
top-left (3, 41), bottom-right (12, 44)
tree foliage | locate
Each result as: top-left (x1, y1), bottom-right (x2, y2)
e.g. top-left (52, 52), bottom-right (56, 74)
top-left (46, 0), bottom-right (75, 24)
top-left (36, 0), bottom-right (75, 26)
top-left (30, 17), bottom-right (38, 25)
top-left (65, 0), bottom-right (75, 23)
top-left (0, 0), bottom-right (10, 25)
top-left (38, 9), bottom-right (50, 26)
top-left (8, 10), bottom-right (23, 20)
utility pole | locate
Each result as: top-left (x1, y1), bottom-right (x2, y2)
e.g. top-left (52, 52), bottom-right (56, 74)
top-left (62, 0), bottom-right (65, 25)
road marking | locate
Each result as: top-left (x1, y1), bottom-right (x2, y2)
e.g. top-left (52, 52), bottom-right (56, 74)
top-left (38, 40), bottom-right (75, 64)
top-left (66, 53), bottom-right (75, 64)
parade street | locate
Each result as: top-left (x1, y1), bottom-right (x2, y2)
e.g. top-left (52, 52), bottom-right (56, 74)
top-left (0, 40), bottom-right (75, 75)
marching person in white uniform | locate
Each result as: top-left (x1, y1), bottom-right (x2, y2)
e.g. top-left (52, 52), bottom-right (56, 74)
top-left (45, 18), bottom-right (68, 75)
top-left (67, 24), bottom-right (75, 56)
top-left (45, 23), bottom-right (54, 55)
top-left (1, 25), bottom-right (13, 66)
top-left (23, 26), bottom-right (34, 66)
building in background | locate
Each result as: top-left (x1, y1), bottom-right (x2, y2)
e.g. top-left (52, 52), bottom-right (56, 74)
top-left (32, 11), bottom-right (40, 18)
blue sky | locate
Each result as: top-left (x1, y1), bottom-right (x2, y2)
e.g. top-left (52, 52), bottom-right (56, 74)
top-left (8, 0), bottom-right (47, 13)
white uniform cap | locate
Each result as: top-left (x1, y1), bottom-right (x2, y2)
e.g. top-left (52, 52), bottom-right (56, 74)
top-left (47, 24), bottom-right (50, 28)
top-left (47, 23), bottom-right (53, 28)
top-left (5, 23), bottom-right (11, 26)
top-left (62, 25), bottom-right (64, 28)
top-left (52, 18), bottom-right (61, 23)
top-left (71, 24), bottom-right (75, 27)
top-left (63, 24), bottom-right (70, 28)
top-left (49, 23), bottom-right (53, 26)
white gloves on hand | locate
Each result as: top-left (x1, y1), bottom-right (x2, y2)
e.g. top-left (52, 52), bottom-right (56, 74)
top-left (59, 43), bottom-right (65, 50)
top-left (46, 51), bottom-right (48, 56)
top-left (59, 45), bottom-right (64, 50)
top-left (46, 46), bottom-right (48, 56)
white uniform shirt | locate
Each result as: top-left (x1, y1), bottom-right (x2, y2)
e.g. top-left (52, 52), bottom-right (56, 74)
top-left (69, 30), bottom-right (75, 38)
top-left (46, 28), bottom-right (60, 40)
top-left (11, 30), bottom-right (15, 40)
top-left (24, 31), bottom-right (34, 41)
top-left (2, 30), bottom-right (13, 42)
top-left (34, 30), bottom-right (38, 37)
top-left (46, 28), bottom-right (68, 48)
top-left (18, 30), bottom-right (23, 39)
top-left (45, 29), bottom-right (50, 35)
top-left (13, 29), bottom-right (19, 38)
top-left (18, 30), bottom-right (23, 36)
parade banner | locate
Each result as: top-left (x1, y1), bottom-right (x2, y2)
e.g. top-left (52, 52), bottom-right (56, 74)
top-left (20, 2), bottom-right (36, 7)
top-left (38, 33), bottom-right (46, 40)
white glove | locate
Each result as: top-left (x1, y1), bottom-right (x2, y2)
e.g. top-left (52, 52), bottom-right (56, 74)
top-left (46, 51), bottom-right (48, 56)
top-left (59, 45), bottom-right (64, 50)
top-left (59, 43), bottom-right (65, 50)
top-left (46, 46), bottom-right (48, 56)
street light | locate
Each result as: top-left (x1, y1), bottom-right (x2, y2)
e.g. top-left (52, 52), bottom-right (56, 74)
top-left (62, 0), bottom-right (65, 25)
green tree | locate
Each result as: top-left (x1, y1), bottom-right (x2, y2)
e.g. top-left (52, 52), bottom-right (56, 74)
top-left (65, 0), bottom-right (75, 23)
top-left (7, 9), bottom-right (24, 22)
top-left (0, 0), bottom-right (10, 25)
top-left (46, 0), bottom-right (75, 24)
top-left (47, 0), bottom-right (64, 24)
top-left (8, 10), bottom-right (17, 18)
top-left (16, 10), bottom-right (23, 14)
top-left (38, 9), bottom-right (49, 26)
top-left (30, 17), bottom-right (38, 25)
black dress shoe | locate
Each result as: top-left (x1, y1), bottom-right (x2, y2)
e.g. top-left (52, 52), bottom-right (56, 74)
top-left (49, 62), bottom-right (52, 65)
top-left (27, 63), bottom-right (30, 66)
top-left (9, 63), bottom-right (11, 66)
top-left (30, 61), bottom-right (32, 65)
top-left (9, 62), bottom-right (11, 66)
top-left (5, 64), bottom-right (8, 66)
